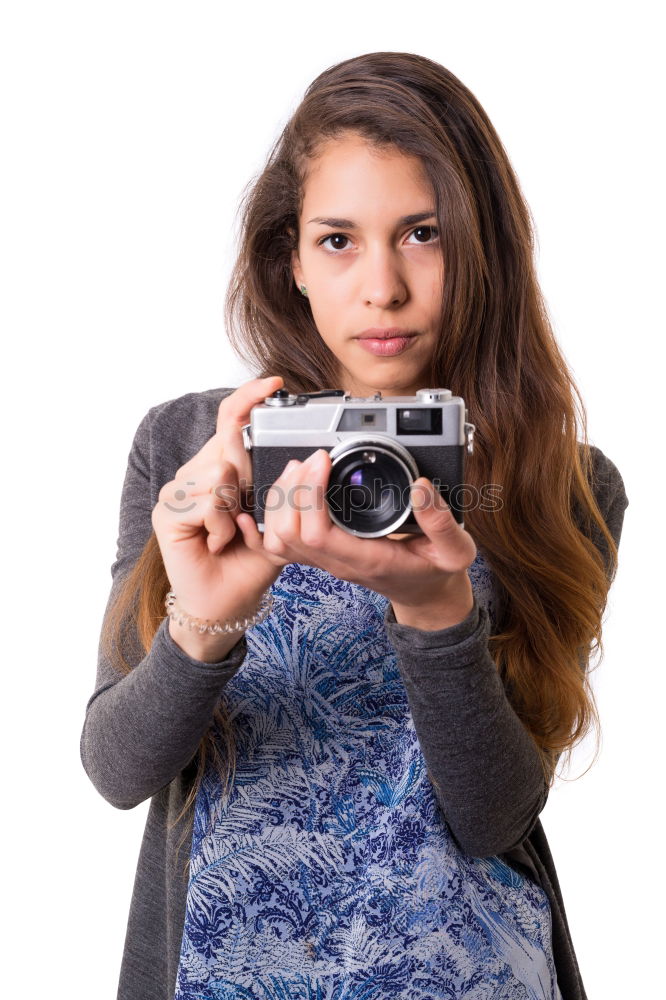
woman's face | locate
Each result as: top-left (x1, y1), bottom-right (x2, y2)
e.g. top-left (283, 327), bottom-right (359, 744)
top-left (291, 132), bottom-right (445, 397)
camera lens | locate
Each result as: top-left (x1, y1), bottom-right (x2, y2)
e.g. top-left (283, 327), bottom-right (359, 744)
top-left (326, 438), bottom-right (418, 537)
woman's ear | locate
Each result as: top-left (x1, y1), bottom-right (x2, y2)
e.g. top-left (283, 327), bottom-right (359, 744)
top-left (291, 248), bottom-right (304, 293)
top-left (286, 225), bottom-right (303, 292)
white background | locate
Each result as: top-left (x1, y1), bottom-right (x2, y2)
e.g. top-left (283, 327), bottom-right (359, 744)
top-left (2, 1), bottom-right (663, 996)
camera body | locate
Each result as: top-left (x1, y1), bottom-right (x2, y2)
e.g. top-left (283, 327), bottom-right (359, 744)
top-left (242, 387), bottom-right (475, 538)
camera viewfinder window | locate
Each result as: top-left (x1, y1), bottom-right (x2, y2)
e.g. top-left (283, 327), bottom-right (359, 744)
top-left (397, 408), bottom-right (443, 435)
top-left (337, 409), bottom-right (387, 431)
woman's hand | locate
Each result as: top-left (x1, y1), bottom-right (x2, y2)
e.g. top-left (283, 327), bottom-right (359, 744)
top-left (237, 448), bottom-right (478, 630)
top-left (151, 375), bottom-right (286, 658)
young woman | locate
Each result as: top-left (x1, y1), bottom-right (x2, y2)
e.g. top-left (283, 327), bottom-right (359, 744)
top-left (81, 51), bottom-right (628, 1000)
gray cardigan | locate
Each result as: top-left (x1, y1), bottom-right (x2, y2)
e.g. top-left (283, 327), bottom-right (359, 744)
top-left (80, 386), bottom-right (629, 1000)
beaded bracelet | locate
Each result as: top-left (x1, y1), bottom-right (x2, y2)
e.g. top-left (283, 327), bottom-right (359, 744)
top-left (164, 589), bottom-right (274, 636)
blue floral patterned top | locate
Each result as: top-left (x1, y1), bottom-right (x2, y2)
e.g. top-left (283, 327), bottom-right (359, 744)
top-left (174, 551), bottom-right (562, 1000)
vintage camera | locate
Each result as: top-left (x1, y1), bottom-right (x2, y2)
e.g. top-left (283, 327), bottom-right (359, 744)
top-left (241, 387), bottom-right (475, 538)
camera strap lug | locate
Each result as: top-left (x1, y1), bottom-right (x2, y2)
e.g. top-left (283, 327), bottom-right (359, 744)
top-left (464, 421), bottom-right (475, 455)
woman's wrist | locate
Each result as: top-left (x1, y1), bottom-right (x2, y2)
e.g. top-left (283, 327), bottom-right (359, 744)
top-left (164, 585), bottom-right (274, 663)
top-left (167, 617), bottom-right (245, 663)
top-left (389, 572), bottom-right (475, 631)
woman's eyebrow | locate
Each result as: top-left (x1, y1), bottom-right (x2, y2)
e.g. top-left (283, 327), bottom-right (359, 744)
top-left (307, 210), bottom-right (436, 228)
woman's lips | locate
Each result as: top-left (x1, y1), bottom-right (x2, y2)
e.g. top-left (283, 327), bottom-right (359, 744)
top-left (355, 335), bottom-right (417, 357)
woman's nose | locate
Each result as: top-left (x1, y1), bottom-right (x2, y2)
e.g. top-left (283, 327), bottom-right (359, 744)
top-left (360, 248), bottom-right (408, 308)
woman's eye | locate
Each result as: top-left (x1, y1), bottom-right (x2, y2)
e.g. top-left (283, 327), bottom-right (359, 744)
top-left (319, 233), bottom-right (351, 252)
top-left (406, 225), bottom-right (439, 245)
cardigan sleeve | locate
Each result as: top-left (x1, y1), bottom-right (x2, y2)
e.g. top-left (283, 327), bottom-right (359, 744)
top-left (79, 407), bottom-right (248, 810)
top-left (383, 447), bottom-right (629, 858)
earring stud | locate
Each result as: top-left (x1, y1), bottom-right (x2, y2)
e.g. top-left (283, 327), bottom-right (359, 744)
top-left (300, 285), bottom-right (308, 297)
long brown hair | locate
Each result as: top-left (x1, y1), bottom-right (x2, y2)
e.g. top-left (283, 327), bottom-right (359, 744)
top-left (101, 51), bottom-right (620, 867)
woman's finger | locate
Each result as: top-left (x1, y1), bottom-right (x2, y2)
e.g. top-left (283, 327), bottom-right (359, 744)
top-left (205, 461), bottom-right (244, 553)
top-left (262, 459), bottom-right (302, 558)
top-left (296, 450), bottom-right (332, 549)
top-left (216, 376), bottom-right (284, 489)
top-left (410, 478), bottom-right (477, 571)
top-left (236, 512), bottom-right (289, 567)
top-left (172, 376), bottom-right (284, 486)
top-left (154, 463), bottom-right (241, 552)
